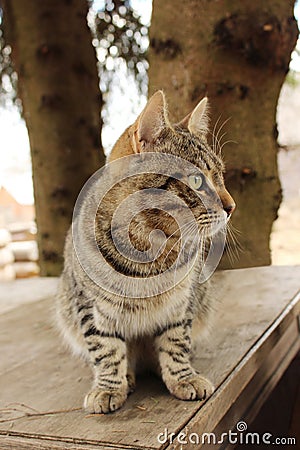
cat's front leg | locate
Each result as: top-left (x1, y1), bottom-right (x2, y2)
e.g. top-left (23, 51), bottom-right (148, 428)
top-left (83, 329), bottom-right (128, 414)
top-left (155, 319), bottom-right (214, 401)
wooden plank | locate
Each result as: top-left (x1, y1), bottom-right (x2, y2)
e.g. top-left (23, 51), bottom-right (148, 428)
top-left (0, 266), bottom-right (299, 450)
top-left (206, 316), bottom-right (300, 450)
top-left (0, 434), bottom-right (122, 450)
top-left (169, 286), bottom-right (300, 449)
top-left (0, 277), bottom-right (58, 314)
top-left (289, 355), bottom-right (300, 446)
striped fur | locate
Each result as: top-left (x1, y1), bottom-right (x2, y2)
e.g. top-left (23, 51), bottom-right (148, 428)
top-left (56, 92), bottom-right (235, 413)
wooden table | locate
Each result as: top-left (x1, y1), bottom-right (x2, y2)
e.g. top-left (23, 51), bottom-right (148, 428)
top-left (0, 266), bottom-right (299, 450)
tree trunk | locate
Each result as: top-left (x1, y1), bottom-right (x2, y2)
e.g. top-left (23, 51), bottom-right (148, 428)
top-left (2, 0), bottom-right (105, 275)
top-left (148, 0), bottom-right (298, 268)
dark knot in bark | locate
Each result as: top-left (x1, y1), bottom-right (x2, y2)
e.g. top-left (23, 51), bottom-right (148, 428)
top-left (150, 38), bottom-right (182, 60)
top-left (214, 12), bottom-right (298, 71)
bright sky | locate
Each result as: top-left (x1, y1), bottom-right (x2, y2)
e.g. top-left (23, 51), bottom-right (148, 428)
top-left (0, 107), bottom-right (33, 204)
top-left (0, 1), bottom-right (299, 205)
top-left (291, 1), bottom-right (300, 70)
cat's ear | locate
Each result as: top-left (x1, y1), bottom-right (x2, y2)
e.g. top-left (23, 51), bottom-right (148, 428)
top-left (133, 90), bottom-right (168, 152)
top-left (177, 97), bottom-right (209, 136)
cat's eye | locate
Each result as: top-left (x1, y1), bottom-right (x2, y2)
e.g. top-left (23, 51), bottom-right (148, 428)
top-left (188, 174), bottom-right (204, 191)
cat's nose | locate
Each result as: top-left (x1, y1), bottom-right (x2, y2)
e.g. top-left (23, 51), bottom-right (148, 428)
top-left (224, 203), bottom-right (236, 217)
top-left (219, 188), bottom-right (236, 217)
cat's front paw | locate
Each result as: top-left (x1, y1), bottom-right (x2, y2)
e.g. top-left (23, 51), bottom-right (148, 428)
top-left (168, 374), bottom-right (214, 401)
top-left (84, 387), bottom-right (128, 414)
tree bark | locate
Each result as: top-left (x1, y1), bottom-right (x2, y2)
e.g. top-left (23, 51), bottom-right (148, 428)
top-left (2, 0), bottom-right (105, 275)
top-left (148, 0), bottom-right (298, 268)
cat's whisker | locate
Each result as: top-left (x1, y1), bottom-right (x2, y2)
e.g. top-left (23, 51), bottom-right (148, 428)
top-left (211, 130), bottom-right (222, 156)
top-left (215, 116), bottom-right (231, 142)
top-left (145, 218), bottom-right (199, 277)
top-left (194, 234), bottom-right (205, 267)
top-left (172, 224), bottom-right (201, 282)
top-left (156, 222), bottom-right (199, 276)
top-left (219, 139), bottom-right (238, 153)
top-left (169, 221), bottom-right (199, 261)
top-left (211, 116), bottom-right (232, 155)
top-left (216, 131), bottom-right (228, 155)
top-left (225, 242), bottom-right (236, 266)
top-left (211, 115), bottom-right (222, 154)
top-left (224, 222), bottom-right (243, 265)
top-left (228, 221), bottom-right (242, 237)
top-left (230, 234), bottom-right (244, 259)
top-left (200, 230), bottom-right (211, 262)
top-left (156, 236), bottom-right (182, 277)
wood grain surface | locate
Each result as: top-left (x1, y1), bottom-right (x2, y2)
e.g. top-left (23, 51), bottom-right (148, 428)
top-left (0, 266), bottom-right (299, 449)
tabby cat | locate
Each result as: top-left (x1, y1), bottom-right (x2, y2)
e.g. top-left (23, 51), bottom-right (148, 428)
top-left (56, 91), bottom-right (235, 414)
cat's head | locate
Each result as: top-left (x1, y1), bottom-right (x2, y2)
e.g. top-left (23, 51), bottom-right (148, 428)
top-left (109, 91), bottom-right (235, 237)
top-left (79, 91), bottom-right (237, 294)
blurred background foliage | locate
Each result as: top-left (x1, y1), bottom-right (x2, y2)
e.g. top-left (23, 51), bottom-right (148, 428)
top-left (0, 8), bottom-right (18, 107)
top-left (90, 0), bottom-right (148, 95)
top-left (0, 0), bottom-right (149, 110)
